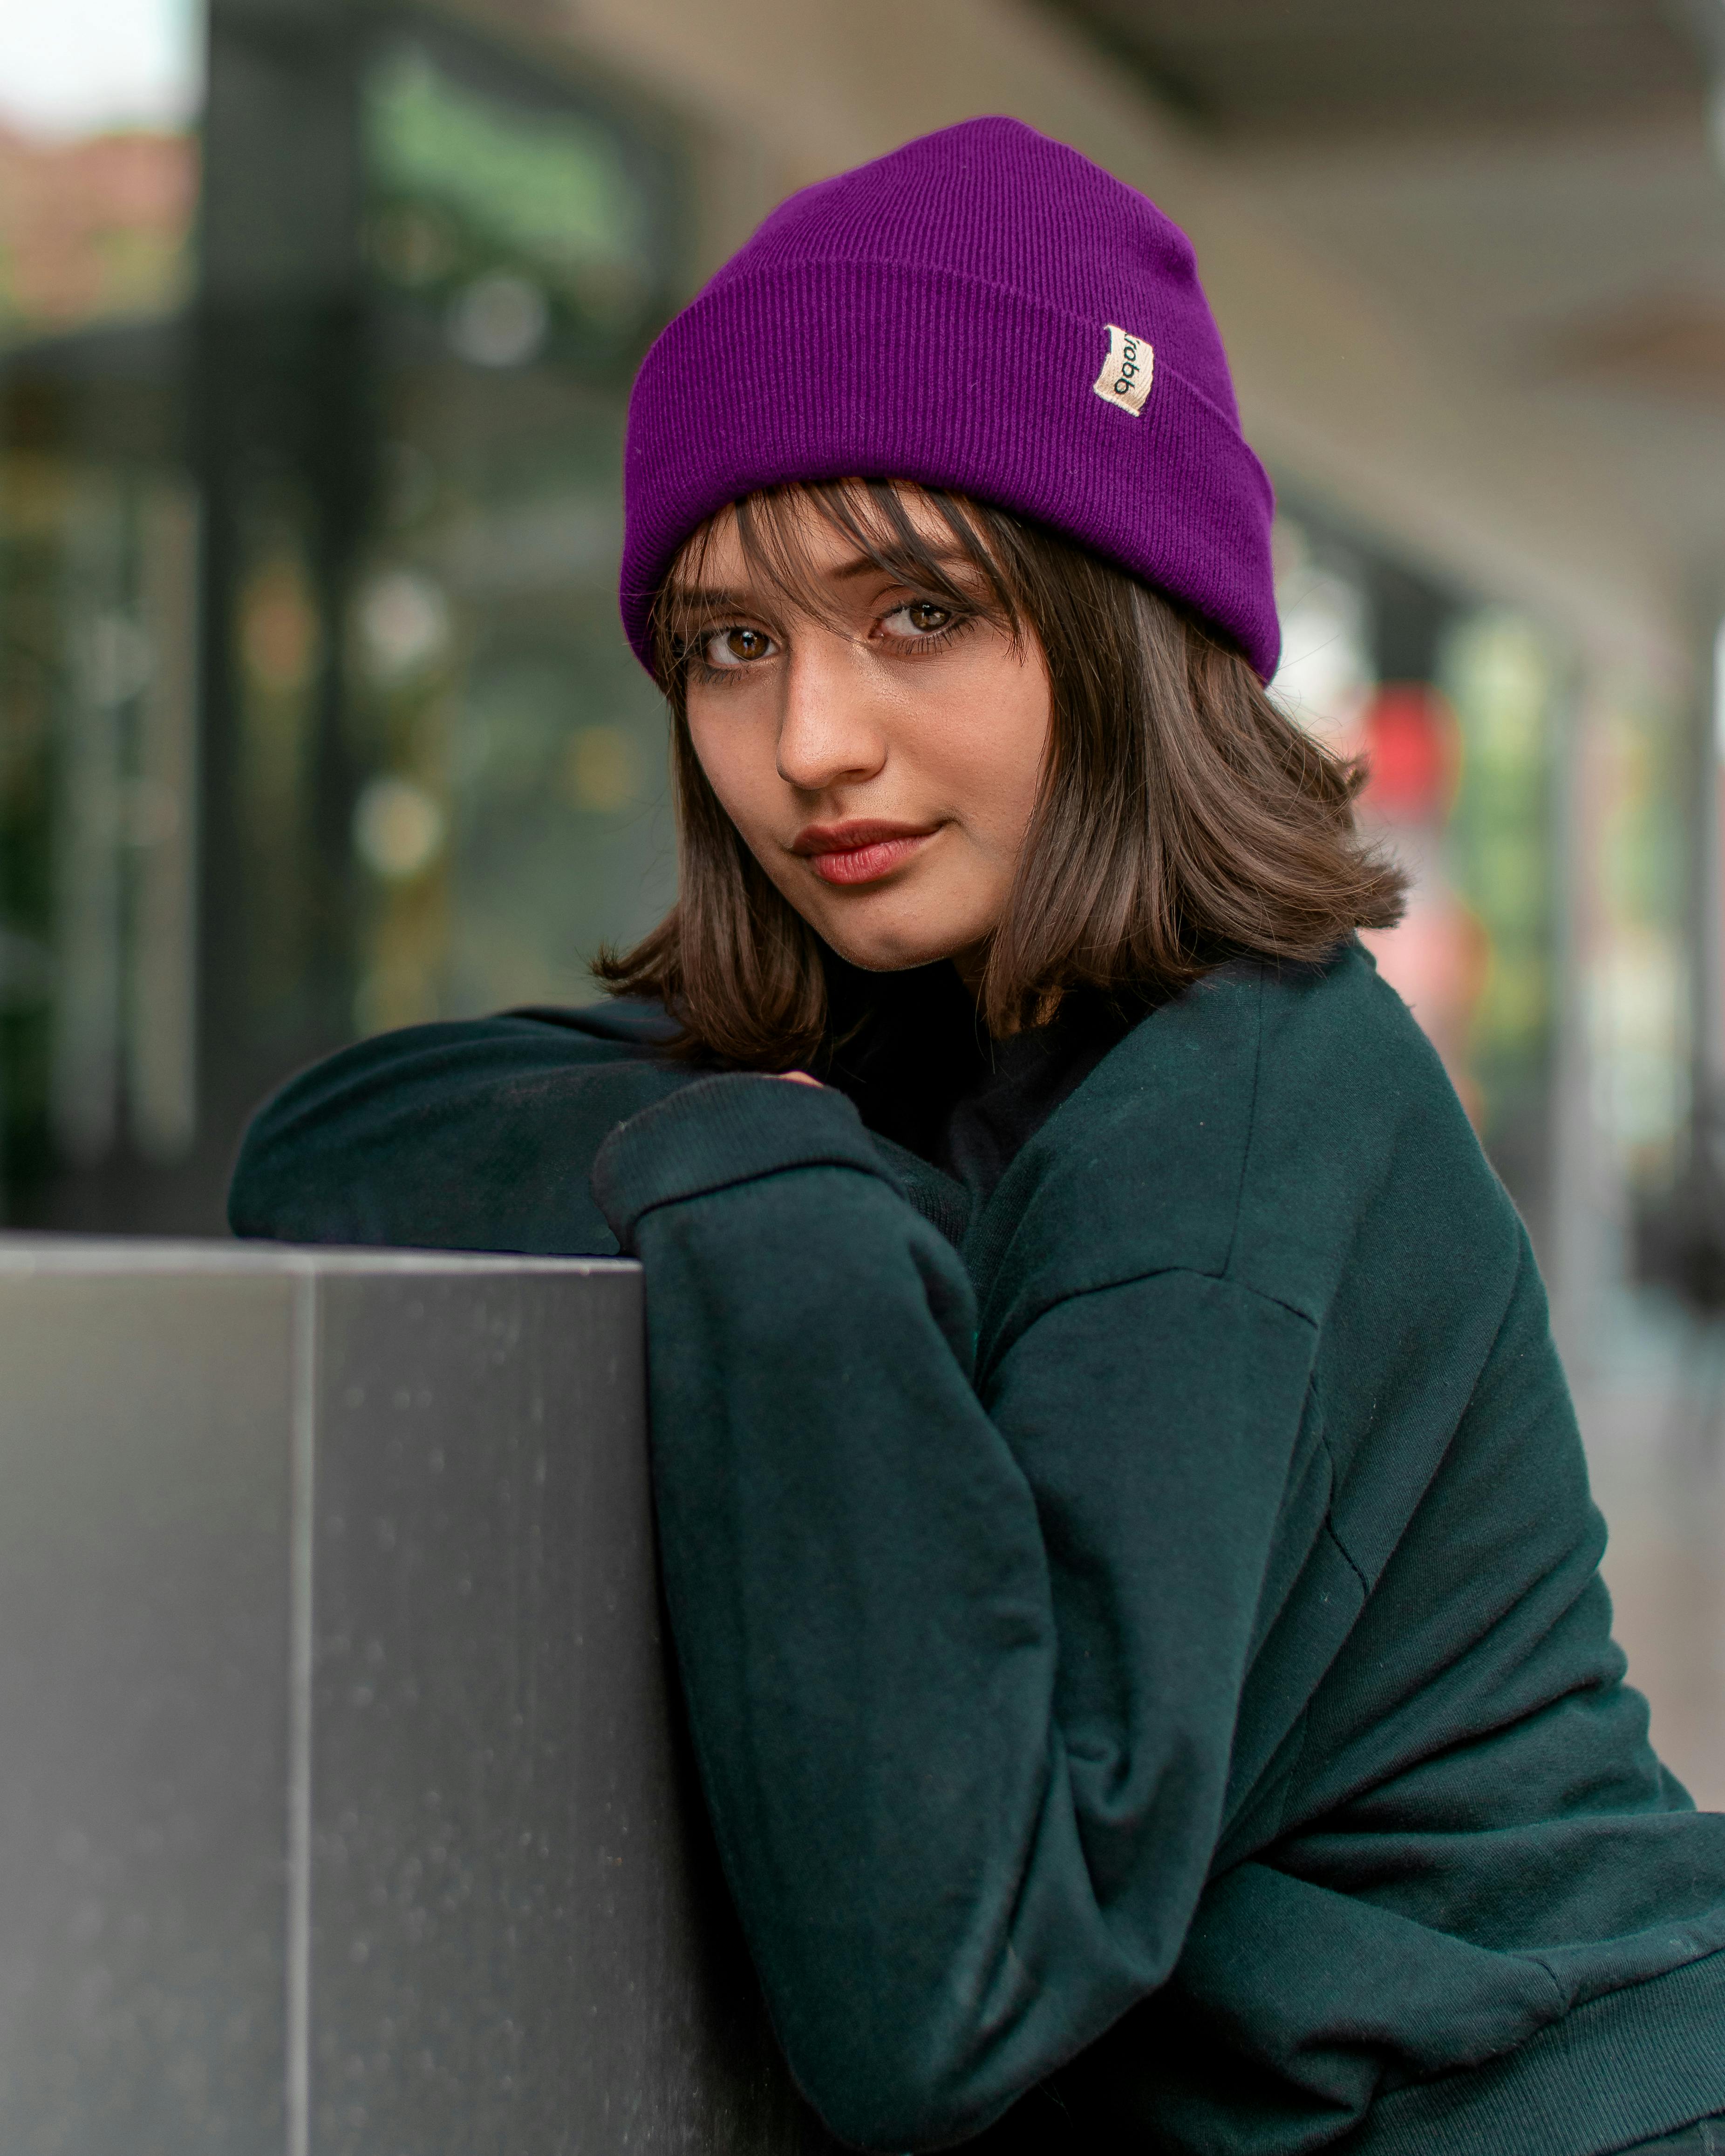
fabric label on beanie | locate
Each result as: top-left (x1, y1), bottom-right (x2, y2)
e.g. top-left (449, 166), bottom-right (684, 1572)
top-left (1092, 326), bottom-right (1154, 417)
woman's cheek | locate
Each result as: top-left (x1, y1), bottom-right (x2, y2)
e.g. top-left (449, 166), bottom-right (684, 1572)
top-left (688, 713), bottom-right (775, 842)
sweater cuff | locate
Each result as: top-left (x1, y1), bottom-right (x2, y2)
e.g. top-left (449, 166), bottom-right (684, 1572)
top-left (591, 1073), bottom-right (900, 1254)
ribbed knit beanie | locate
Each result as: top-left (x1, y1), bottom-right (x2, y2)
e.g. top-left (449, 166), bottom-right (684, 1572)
top-left (619, 116), bottom-right (1279, 680)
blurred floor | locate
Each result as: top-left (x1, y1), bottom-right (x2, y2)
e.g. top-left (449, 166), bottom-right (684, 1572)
top-left (1576, 1301), bottom-right (1725, 1810)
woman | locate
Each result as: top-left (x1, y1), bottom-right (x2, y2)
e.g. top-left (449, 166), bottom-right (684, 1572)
top-left (232, 118), bottom-right (1725, 2153)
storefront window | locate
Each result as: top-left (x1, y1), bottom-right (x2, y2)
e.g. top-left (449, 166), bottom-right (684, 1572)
top-left (347, 27), bottom-right (680, 1035)
top-left (0, 0), bottom-right (204, 1217)
top-left (1, 1), bottom-right (685, 1230)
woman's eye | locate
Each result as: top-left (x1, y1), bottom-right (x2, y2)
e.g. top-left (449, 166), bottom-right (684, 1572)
top-left (884, 601), bottom-right (954, 638)
top-left (702, 625), bottom-right (776, 668)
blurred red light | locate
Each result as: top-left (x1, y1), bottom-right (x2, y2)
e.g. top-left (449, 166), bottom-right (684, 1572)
top-left (1357, 683), bottom-right (1461, 825)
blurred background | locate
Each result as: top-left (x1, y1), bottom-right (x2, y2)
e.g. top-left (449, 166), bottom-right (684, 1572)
top-left (0, 0), bottom-right (1722, 1798)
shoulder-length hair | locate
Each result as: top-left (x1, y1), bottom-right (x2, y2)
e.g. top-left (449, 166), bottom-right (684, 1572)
top-left (595, 478), bottom-right (1405, 1066)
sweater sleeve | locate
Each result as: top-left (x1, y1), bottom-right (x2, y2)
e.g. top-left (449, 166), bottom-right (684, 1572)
top-left (593, 1075), bottom-right (1319, 2150)
top-left (228, 1009), bottom-right (700, 1255)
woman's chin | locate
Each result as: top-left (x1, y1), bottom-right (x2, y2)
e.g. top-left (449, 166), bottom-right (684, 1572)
top-left (823, 939), bottom-right (965, 976)
top-left (776, 862), bottom-right (1000, 977)
top-left (808, 912), bottom-right (977, 977)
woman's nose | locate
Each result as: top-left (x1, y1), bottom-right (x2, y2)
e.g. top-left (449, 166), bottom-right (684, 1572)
top-left (774, 634), bottom-right (888, 792)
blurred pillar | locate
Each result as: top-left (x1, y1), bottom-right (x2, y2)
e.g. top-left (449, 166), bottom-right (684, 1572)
top-left (194, 0), bottom-right (372, 1149)
top-left (1547, 662), bottom-right (1607, 1378)
top-left (1695, 610), bottom-right (1725, 1121)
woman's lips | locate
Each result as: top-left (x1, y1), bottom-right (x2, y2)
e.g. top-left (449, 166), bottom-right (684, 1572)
top-left (793, 821), bottom-right (938, 888)
top-left (809, 834), bottom-right (931, 886)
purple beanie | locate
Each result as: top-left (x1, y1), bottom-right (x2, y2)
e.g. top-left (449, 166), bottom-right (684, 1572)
top-left (619, 116), bottom-right (1279, 680)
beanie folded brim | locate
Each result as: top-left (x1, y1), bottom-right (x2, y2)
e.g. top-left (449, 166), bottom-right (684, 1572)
top-left (620, 259), bottom-right (1280, 682)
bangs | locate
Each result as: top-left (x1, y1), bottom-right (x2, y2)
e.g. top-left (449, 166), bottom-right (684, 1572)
top-left (652, 478), bottom-right (1023, 682)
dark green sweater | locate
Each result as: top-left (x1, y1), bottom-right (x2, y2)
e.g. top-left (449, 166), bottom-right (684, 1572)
top-left (230, 944), bottom-right (1725, 2154)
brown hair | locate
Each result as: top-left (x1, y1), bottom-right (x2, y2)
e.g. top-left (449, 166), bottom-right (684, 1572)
top-left (595, 479), bottom-right (1405, 1066)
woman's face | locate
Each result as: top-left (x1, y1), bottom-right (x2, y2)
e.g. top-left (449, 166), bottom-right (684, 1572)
top-left (676, 493), bottom-right (1052, 982)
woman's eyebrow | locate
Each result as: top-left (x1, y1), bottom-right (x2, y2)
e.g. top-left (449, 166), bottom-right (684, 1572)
top-left (668, 547), bottom-right (978, 618)
top-left (666, 585), bottom-right (755, 617)
top-left (829, 545), bottom-right (972, 583)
